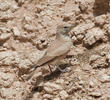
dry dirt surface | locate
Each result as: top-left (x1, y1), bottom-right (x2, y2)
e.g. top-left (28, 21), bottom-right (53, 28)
top-left (0, 0), bottom-right (110, 100)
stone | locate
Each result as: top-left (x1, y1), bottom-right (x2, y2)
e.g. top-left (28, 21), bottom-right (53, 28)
top-left (89, 55), bottom-right (101, 63)
top-left (0, 51), bottom-right (19, 66)
top-left (59, 90), bottom-right (69, 100)
top-left (17, 0), bottom-right (24, 6)
top-left (73, 22), bottom-right (94, 36)
top-left (0, 73), bottom-right (14, 88)
top-left (43, 94), bottom-right (53, 99)
top-left (83, 27), bottom-right (104, 46)
top-left (79, 2), bottom-right (87, 12)
top-left (43, 86), bottom-right (53, 94)
top-left (0, 88), bottom-right (15, 98)
top-left (32, 92), bottom-right (42, 100)
top-left (28, 72), bottom-right (43, 86)
top-left (95, 15), bottom-right (106, 26)
top-left (18, 59), bottom-right (32, 71)
top-left (100, 74), bottom-right (110, 83)
top-left (104, 24), bottom-right (110, 34)
top-left (0, 0), bottom-right (11, 11)
top-left (106, 54), bottom-right (110, 65)
top-left (0, 33), bottom-right (11, 41)
top-left (11, 5), bottom-right (19, 12)
top-left (89, 91), bottom-right (102, 98)
top-left (44, 82), bottom-right (62, 94)
top-left (53, 97), bottom-right (61, 100)
top-left (0, 10), bottom-right (14, 21)
top-left (89, 55), bottom-right (108, 68)
top-left (12, 27), bottom-right (20, 36)
top-left (36, 37), bottom-right (48, 50)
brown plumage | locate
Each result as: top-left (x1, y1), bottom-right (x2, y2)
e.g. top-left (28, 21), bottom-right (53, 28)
top-left (26, 24), bottom-right (74, 80)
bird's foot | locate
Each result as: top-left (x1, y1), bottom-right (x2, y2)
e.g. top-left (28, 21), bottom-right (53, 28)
top-left (54, 65), bottom-right (67, 72)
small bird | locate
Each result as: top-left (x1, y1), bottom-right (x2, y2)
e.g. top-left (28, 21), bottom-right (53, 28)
top-left (26, 24), bottom-right (74, 80)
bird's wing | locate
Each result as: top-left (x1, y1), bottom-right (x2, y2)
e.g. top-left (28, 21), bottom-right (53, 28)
top-left (37, 39), bottom-right (72, 66)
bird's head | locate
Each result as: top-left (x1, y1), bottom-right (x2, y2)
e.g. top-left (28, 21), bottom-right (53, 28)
top-left (56, 24), bottom-right (75, 35)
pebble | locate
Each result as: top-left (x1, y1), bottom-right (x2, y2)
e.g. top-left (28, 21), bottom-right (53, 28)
top-left (100, 74), bottom-right (110, 83)
top-left (106, 54), bottom-right (110, 64)
top-left (0, 33), bottom-right (11, 41)
top-left (83, 27), bottom-right (104, 46)
top-left (0, 1), bottom-right (11, 11)
top-left (53, 97), bottom-right (61, 100)
top-left (89, 91), bottom-right (102, 98)
top-left (95, 15), bottom-right (106, 26)
top-left (43, 94), bottom-right (53, 99)
top-left (12, 27), bottom-right (20, 36)
top-left (59, 90), bottom-right (69, 100)
top-left (44, 82), bottom-right (62, 94)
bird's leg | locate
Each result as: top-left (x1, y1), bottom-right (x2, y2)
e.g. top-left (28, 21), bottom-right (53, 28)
top-left (57, 66), bottom-right (67, 72)
top-left (48, 64), bottom-right (53, 73)
top-left (55, 64), bottom-right (67, 72)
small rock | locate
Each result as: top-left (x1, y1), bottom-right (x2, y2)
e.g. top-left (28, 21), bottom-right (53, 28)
top-left (0, 72), bottom-right (14, 88)
top-left (79, 2), bottom-right (87, 12)
top-left (36, 37), bottom-right (48, 50)
top-left (24, 16), bottom-right (31, 22)
top-left (11, 5), bottom-right (19, 12)
top-left (77, 34), bottom-right (84, 41)
top-left (12, 27), bottom-right (20, 36)
top-left (59, 90), bottom-right (69, 100)
top-left (106, 54), bottom-right (110, 65)
top-left (0, 88), bottom-right (7, 98)
top-left (35, 4), bottom-right (45, 13)
top-left (44, 82), bottom-right (62, 94)
top-left (0, 88), bottom-right (16, 99)
top-left (0, 1), bottom-right (11, 11)
top-left (89, 81), bottom-right (94, 88)
top-left (23, 24), bottom-right (34, 32)
top-left (95, 15), bottom-right (106, 26)
top-left (68, 85), bottom-right (82, 94)
top-left (28, 72), bottom-right (43, 86)
top-left (70, 58), bottom-right (79, 66)
top-left (89, 55), bottom-right (101, 64)
top-left (0, 10), bottom-right (14, 21)
top-left (73, 22), bottom-right (94, 36)
top-left (100, 74), bottom-right (110, 83)
top-left (43, 86), bottom-right (53, 94)
top-left (89, 91), bottom-right (102, 98)
top-left (56, 79), bottom-right (64, 84)
top-left (17, 0), bottom-right (24, 6)
top-left (71, 36), bottom-right (78, 43)
top-left (104, 24), bottom-right (110, 34)
top-left (89, 55), bottom-right (108, 68)
top-left (83, 27), bottom-right (104, 47)
top-left (43, 94), bottom-right (53, 99)
top-left (13, 81), bottom-right (21, 90)
top-left (32, 92), bottom-right (42, 100)
top-left (0, 33), bottom-right (11, 41)
top-left (53, 97), bottom-right (61, 100)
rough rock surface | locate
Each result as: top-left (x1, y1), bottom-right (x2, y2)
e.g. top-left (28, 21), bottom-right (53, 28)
top-left (0, 0), bottom-right (110, 100)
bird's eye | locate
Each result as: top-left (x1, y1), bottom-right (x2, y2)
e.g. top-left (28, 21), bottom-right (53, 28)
top-left (64, 26), bottom-right (68, 29)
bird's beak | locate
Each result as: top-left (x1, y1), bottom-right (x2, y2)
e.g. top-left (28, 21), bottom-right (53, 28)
top-left (70, 24), bottom-right (77, 31)
top-left (67, 24), bottom-right (76, 33)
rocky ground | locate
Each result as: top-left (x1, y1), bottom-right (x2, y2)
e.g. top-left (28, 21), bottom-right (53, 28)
top-left (0, 0), bottom-right (110, 100)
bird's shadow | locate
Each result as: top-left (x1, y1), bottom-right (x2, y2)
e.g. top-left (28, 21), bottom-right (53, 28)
top-left (32, 64), bottom-right (69, 92)
top-left (24, 64), bottom-right (69, 100)
top-left (44, 63), bottom-right (70, 81)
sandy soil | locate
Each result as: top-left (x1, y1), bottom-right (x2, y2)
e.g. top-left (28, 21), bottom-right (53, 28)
top-left (0, 0), bottom-right (110, 100)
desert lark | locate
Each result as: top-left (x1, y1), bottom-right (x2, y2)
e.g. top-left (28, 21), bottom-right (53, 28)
top-left (26, 24), bottom-right (74, 80)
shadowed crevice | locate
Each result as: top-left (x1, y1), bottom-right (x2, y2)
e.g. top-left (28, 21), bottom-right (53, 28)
top-left (93, 0), bottom-right (110, 16)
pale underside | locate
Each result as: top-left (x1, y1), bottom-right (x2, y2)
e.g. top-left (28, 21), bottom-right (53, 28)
top-left (36, 36), bottom-right (72, 66)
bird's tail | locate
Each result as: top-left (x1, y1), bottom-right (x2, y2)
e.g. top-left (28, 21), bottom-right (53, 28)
top-left (25, 65), bottom-right (40, 81)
